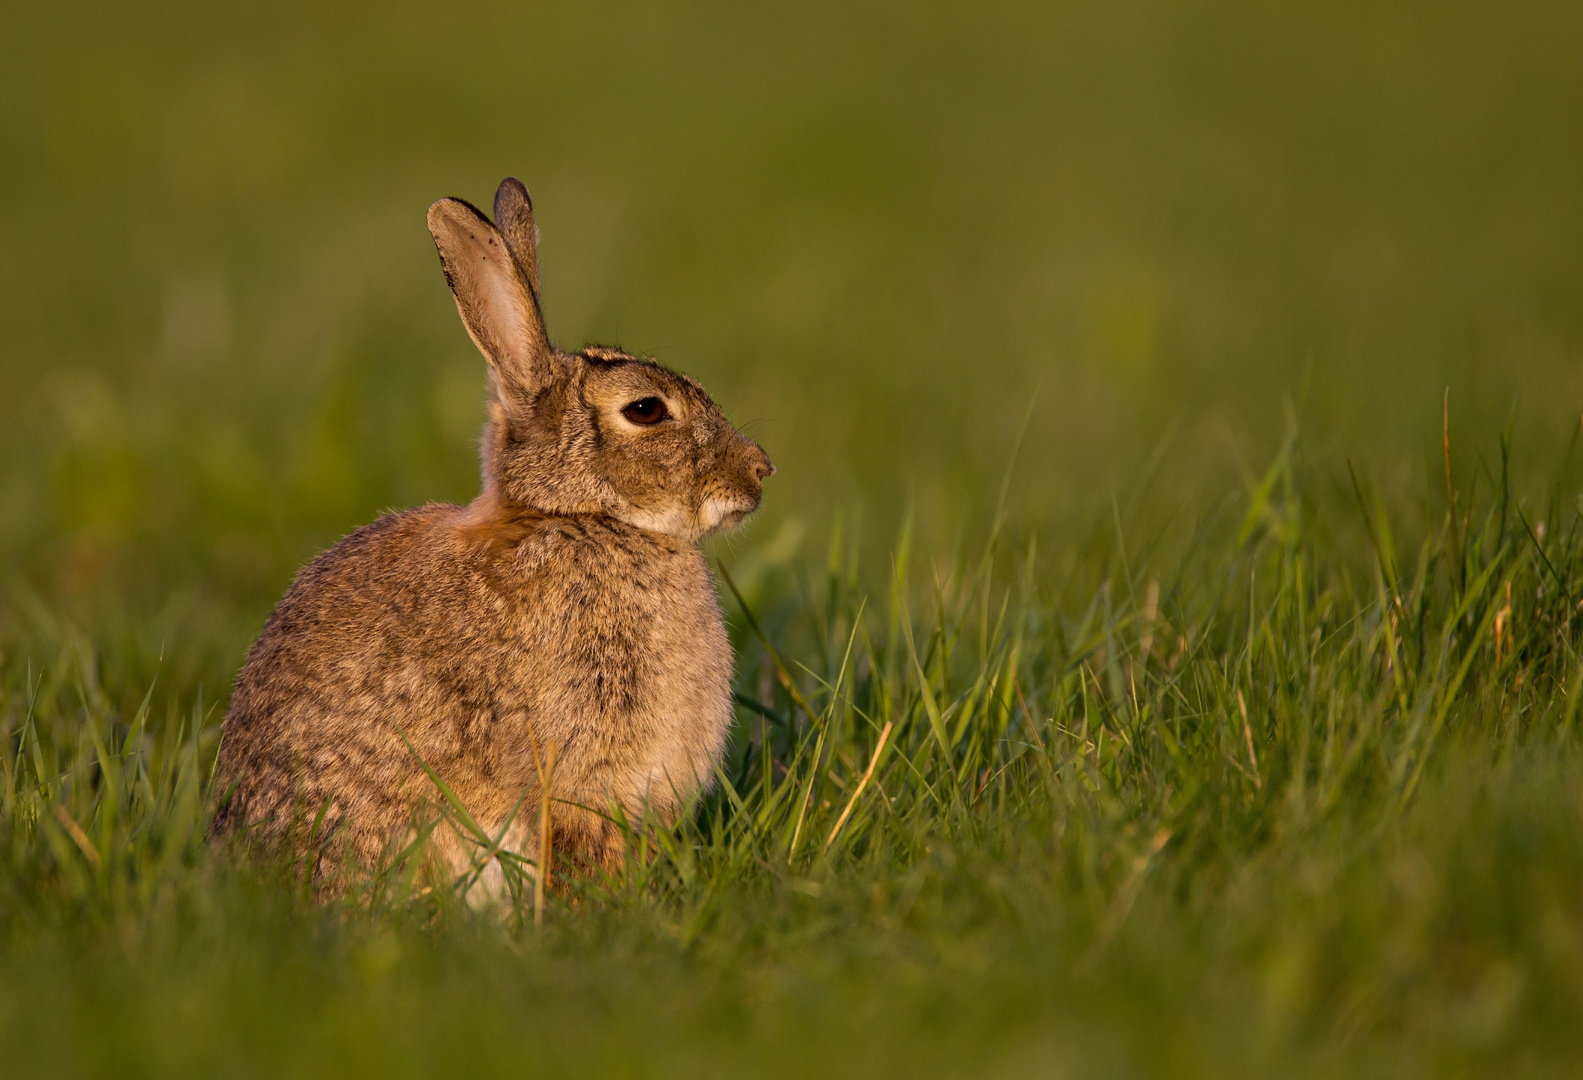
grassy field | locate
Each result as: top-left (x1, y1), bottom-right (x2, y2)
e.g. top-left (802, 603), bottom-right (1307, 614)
top-left (5, 1), bottom-right (1583, 1075)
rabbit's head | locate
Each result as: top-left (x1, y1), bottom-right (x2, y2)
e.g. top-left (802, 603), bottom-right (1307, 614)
top-left (427, 179), bottom-right (774, 540)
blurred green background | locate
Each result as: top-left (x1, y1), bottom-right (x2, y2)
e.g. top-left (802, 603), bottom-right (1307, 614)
top-left (8, 6), bottom-right (1583, 1075)
top-left (3, 0), bottom-right (1582, 692)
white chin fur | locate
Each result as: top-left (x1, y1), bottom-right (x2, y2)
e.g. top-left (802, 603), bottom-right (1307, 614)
top-left (698, 498), bottom-right (756, 536)
top-left (623, 500), bottom-right (749, 539)
top-left (622, 506), bottom-right (698, 539)
top-left (698, 499), bottom-right (730, 533)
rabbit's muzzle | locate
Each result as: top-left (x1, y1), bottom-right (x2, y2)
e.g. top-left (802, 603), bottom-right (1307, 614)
top-left (699, 439), bottom-right (774, 535)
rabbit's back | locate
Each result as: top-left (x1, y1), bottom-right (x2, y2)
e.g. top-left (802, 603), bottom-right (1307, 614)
top-left (211, 501), bottom-right (734, 875)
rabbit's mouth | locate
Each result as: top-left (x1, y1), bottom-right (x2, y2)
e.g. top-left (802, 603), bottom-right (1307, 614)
top-left (698, 496), bottom-right (760, 536)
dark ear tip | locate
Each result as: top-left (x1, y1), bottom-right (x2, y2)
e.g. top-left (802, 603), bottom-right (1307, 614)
top-left (495, 176), bottom-right (532, 214)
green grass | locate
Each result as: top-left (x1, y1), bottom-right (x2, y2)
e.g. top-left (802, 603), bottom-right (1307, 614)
top-left (6, 0), bottom-right (1583, 1075)
top-left (9, 434), bottom-right (1583, 1075)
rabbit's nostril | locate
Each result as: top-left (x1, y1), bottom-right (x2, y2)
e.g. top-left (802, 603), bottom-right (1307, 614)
top-left (752, 459), bottom-right (775, 481)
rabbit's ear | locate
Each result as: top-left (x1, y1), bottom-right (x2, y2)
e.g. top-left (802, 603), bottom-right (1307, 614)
top-left (493, 177), bottom-right (542, 300)
top-left (427, 197), bottom-right (553, 399)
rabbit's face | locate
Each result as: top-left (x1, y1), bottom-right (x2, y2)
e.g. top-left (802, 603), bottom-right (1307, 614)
top-left (579, 350), bottom-right (773, 539)
top-left (493, 348), bottom-right (772, 539)
top-left (426, 181), bottom-right (773, 539)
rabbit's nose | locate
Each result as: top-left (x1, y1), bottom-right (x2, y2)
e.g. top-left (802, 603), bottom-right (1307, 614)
top-left (751, 457), bottom-right (775, 481)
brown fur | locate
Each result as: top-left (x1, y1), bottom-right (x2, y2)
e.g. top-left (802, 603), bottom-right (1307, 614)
top-left (210, 179), bottom-right (773, 891)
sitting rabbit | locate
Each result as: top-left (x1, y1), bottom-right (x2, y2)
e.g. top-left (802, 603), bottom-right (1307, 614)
top-left (210, 178), bottom-right (774, 894)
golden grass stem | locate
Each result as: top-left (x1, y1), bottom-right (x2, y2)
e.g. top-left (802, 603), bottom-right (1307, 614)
top-left (53, 804), bottom-right (101, 869)
top-left (1236, 689), bottom-right (1261, 789)
top-left (535, 743), bottom-right (556, 929)
top-left (825, 720), bottom-right (893, 852)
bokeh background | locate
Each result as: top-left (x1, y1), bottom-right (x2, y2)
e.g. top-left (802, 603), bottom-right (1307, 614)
top-left (4, 0), bottom-right (1582, 696)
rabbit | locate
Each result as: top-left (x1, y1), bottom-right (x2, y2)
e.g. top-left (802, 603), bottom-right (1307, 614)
top-left (209, 177), bottom-right (774, 895)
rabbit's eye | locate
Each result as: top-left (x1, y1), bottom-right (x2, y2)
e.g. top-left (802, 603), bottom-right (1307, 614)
top-left (622, 397), bottom-right (669, 426)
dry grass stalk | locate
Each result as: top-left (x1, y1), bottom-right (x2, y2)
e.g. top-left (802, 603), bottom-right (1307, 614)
top-left (825, 721), bottom-right (894, 852)
top-left (53, 804), bottom-right (101, 869)
top-left (1236, 689), bottom-right (1261, 789)
top-left (535, 743), bottom-right (556, 928)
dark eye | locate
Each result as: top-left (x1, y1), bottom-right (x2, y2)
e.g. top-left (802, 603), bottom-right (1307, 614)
top-left (622, 397), bottom-right (668, 426)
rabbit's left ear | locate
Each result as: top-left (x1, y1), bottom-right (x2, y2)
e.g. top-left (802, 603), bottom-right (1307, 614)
top-left (427, 197), bottom-right (554, 400)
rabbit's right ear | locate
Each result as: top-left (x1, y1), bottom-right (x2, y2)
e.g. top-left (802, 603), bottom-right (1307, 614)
top-left (427, 197), bottom-right (553, 400)
top-left (492, 177), bottom-right (541, 300)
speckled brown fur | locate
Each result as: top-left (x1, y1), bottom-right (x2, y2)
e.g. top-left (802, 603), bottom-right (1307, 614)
top-left (210, 178), bottom-right (773, 890)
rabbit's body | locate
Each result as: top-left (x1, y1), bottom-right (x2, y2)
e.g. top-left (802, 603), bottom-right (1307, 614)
top-left (210, 179), bottom-right (771, 888)
top-left (212, 497), bottom-right (732, 877)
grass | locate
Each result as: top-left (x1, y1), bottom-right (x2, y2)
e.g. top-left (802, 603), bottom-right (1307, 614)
top-left (6, 0), bottom-right (1583, 1075)
top-left (7, 419), bottom-right (1583, 1076)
